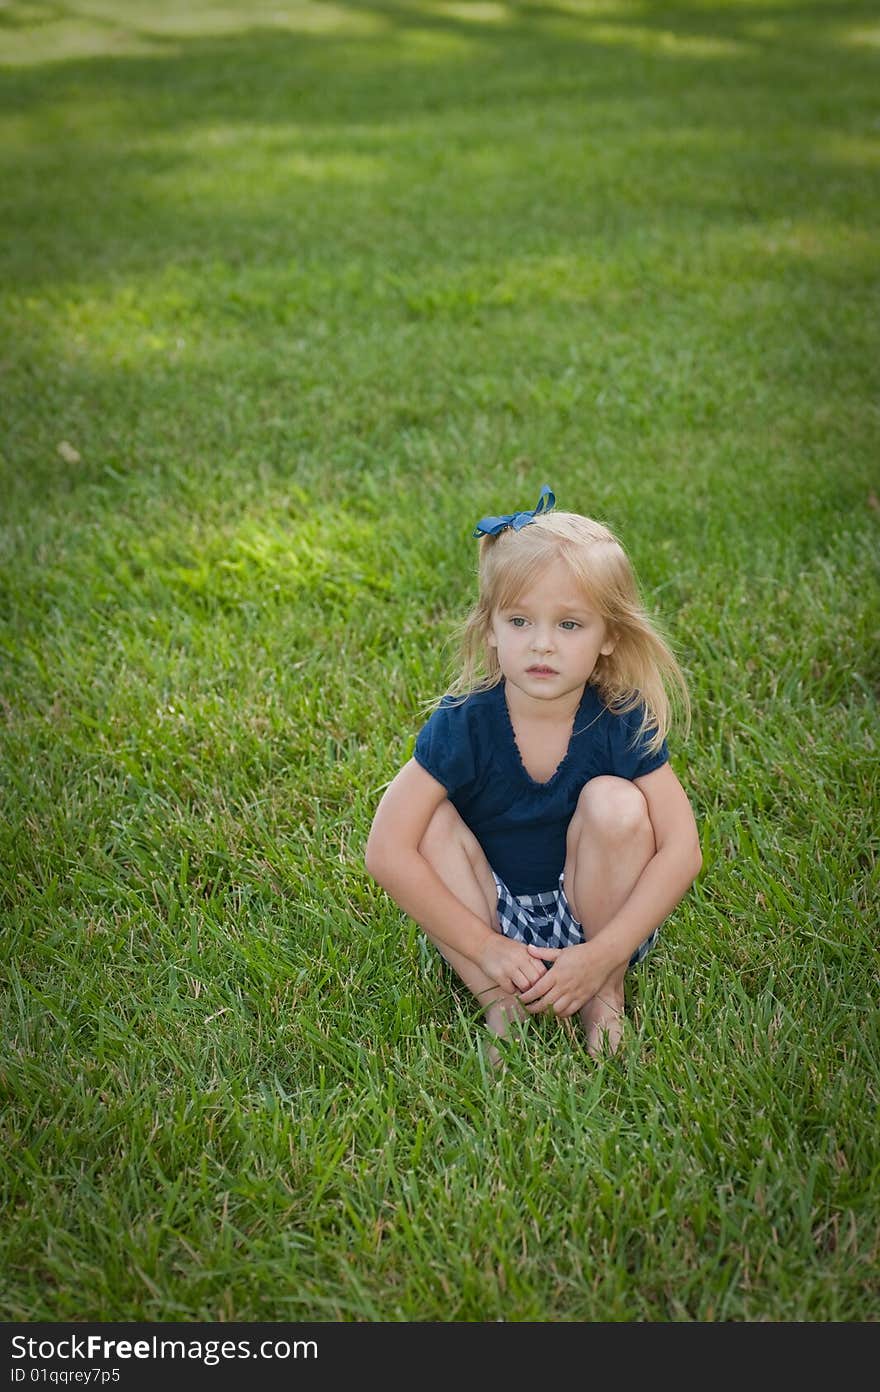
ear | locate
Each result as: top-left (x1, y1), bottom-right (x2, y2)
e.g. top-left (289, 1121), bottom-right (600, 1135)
top-left (600, 628), bottom-right (617, 657)
top-left (487, 630), bottom-right (498, 649)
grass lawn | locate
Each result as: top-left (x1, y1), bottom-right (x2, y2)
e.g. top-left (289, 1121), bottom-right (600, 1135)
top-left (1, 0), bottom-right (878, 1322)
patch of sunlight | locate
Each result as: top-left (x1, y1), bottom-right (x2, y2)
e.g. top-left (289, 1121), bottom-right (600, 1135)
top-left (487, 254), bottom-right (609, 308)
top-left (18, 252), bottom-right (391, 371)
top-left (106, 0), bottom-right (389, 38)
top-left (17, 275), bottom-right (209, 371)
top-left (841, 25), bottom-right (880, 49)
top-left (0, 0), bottom-right (45, 18)
top-left (818, 134), bottom-right (880, 170)
top-left (544, 0), bottom-right (646, 15)
top-left (0, 18), bottom-right (168, 66)
top-left (139, 159), bottom-right (387, 220)
top-left (157, 505), bottom-right (388, 612)
top-left (391, 252), bottom-right (622, 319)
top-left (742, 21), bottom-right (783, 40)
top-left (168, 130), bottom-right (388, 186)
top-left (586, 24), bottom-right (753, 59)
top-left (281, 150), bottom-right (387, 183)
top-left (731, 219), bottom-right (877, 267)
top-left (396, 27), bottom-right (474, 61)
top-left (431, 2), bottom-right (510, 23)
top-left (0, 1), bottom-right (387, 66)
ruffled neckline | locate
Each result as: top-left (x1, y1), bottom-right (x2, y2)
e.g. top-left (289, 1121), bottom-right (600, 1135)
top-left (497, 681), bottom-right (598, 791)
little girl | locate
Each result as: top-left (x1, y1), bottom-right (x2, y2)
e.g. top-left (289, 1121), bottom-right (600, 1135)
top-left (365, 487), bottom-right (702, 1059)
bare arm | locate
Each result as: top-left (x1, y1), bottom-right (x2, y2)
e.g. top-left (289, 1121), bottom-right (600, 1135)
top-left (520, 762), bottom-right (702, 1014)
top-left (365, 759), bottom-right (547, 994)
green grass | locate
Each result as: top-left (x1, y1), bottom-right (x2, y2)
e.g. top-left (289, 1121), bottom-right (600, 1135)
top-left (1, 0), bottom-right (878, 1321)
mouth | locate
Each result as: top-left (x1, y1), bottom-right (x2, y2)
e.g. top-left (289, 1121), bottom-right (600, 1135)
top-left (527, 666), bottom-right (558, 676)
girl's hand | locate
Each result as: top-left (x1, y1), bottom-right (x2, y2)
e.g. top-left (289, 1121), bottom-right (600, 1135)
top-left (517, 942), bottom-right (613, 1017)
top-left (479, 935), bottom-right (549, 997)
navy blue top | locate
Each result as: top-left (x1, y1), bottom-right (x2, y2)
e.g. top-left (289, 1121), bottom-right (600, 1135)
top-left (413, 681), bottom-right (668, 896)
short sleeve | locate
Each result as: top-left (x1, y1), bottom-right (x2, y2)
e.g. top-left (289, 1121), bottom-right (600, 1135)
top-left (607, 703), bottom-right (669, 781)
top-left (413, 699), bottom-right (477, 797)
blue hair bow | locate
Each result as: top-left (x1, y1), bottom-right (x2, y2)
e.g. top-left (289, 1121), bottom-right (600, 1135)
top-left (472, 485), bottom-right (556, 538)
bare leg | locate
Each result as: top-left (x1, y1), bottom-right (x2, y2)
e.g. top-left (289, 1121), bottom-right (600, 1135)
top-left (563, 777), bottom-right (656, 1058)
top-left (418, 800), bottom-right (527, 1055)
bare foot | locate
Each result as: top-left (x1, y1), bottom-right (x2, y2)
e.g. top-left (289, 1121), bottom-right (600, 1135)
top-left (579, 987), bottom-right (625, 1059)
top-left (484, 997), bottom-right (527, 1071)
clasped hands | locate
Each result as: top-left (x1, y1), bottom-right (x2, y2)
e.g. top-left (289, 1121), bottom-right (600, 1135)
top-left (480, 935), bottom-right (615, 1020)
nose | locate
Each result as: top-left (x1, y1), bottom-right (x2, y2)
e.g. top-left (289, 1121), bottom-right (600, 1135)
top-left (529, 627), bottom-right (555, 654)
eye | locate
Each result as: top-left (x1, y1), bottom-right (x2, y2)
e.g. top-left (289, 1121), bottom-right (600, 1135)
top-left (509, 616), bottom-right (528, 628)
top-left (560, 620), bottom-right (581, 631)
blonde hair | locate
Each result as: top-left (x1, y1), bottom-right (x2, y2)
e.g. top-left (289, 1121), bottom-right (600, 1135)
top-left (442, 511), bottom-right (690, 754)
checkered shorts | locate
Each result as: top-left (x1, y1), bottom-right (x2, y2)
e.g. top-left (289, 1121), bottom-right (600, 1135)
top-left (493, 871), bottom-right (658, 969)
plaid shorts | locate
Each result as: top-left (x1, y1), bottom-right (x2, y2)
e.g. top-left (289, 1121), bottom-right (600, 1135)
top-left (493, 871), bottom-right (658, 969)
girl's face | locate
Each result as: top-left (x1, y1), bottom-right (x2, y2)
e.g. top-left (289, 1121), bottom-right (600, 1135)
top-left (487, 557), bottom-right (615, 710)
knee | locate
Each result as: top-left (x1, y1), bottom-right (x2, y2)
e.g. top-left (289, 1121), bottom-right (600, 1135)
top-left (574, 776), bottom-right (653, 845)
